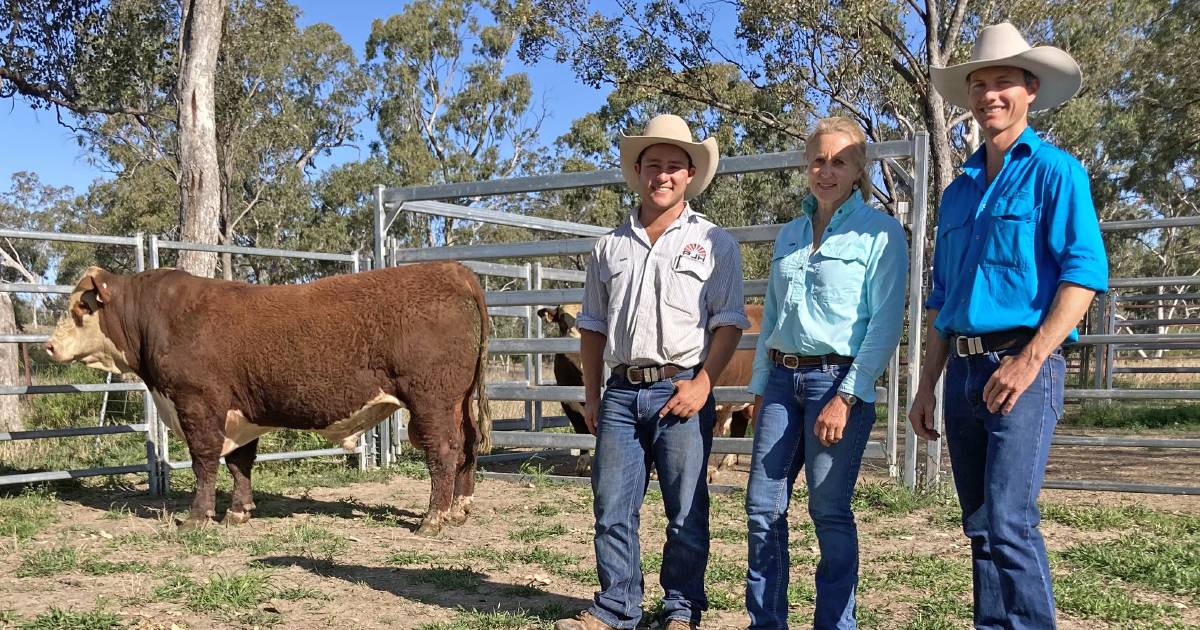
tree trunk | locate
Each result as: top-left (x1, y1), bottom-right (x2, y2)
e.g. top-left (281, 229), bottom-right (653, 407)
top-left (0, 293), bottom-right (23, 432)
top-left (176, 0), bottom-right (226, 279)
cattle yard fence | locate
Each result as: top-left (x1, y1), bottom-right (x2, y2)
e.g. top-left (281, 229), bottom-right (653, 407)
top-left (2, 136), bottom-right (1198, 497)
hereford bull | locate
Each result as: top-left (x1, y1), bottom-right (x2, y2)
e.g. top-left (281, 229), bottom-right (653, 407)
top-left (537, 304), bottom-right (762, 481)
top-left (45, 264), bottom-right (491, 536)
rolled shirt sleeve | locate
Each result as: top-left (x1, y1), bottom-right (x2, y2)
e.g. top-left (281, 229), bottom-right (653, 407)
top-left (1047, 159), bottom-right (1109, 293)
top-left (706, 230), bottom-right (751, 332)
top-left (576, 239), bottom-right (609, 335)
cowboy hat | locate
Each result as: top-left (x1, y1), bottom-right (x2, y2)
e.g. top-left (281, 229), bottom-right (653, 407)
top-left (930, 22), bottom-right (1082, 112)
top-left (619, 114), bottom-right (719, 200)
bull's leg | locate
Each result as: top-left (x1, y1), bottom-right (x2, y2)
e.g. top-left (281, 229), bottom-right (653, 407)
top-left (176, 401), bottom-right (226, 531)
top-left (180, 441), bottom-right (221, 531)
top-left (410, 401), bottom-right (459, 537)
top-left (223, 439), bottom-right (259, 526)
top-left (449, 397), bottom-right (476, 527)
top-left (708, 407), bottom-right (735, 483)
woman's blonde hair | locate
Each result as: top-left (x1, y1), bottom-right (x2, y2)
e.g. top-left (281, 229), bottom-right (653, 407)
top-left (805, 117), bottom-right (873, 197)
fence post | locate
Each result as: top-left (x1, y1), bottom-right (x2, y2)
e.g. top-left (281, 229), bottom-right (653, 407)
top-left (904, 132), bottom-right (931, 489)
top-left (531, 262), bottom-right (544, 431)
top-left (886, 348), bottom-right (900, 478)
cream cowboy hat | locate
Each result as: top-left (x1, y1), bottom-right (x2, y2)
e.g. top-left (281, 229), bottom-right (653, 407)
top-left (619, 114), bottom-right (719, 200)
top-left (930, 22), bottom-right (1082, 112)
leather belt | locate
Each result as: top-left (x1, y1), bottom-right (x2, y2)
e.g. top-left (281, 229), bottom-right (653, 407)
top-left (616, 364), bottom-right (687, 384)
top-left (951, 328), bottom-right (1036, 357)
top-left (768, 348), bottom-right (854, 369)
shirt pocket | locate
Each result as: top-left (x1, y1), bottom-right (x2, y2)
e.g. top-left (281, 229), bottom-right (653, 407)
top-left (982, 193), bottom-right (1039, 269)
top-left (602, 257), bottom-right (631, 324)
top-left (663, 254), bottom-right (711, 320)
top-left (813, 238), bottom-right (868, 310)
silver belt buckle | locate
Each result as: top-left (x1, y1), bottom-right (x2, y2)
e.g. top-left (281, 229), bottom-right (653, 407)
top-left (782, 354), bottom-right (800, 369)
top-left (955, 335), bottom-right (983, 357)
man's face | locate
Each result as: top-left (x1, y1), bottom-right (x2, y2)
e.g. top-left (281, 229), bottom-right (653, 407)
top-left (634, 143), bottom-right (695, 212)
top-left (967, 66), bottom-right (1039, 137)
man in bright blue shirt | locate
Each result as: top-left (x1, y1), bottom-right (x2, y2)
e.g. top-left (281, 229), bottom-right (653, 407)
top-left (911, 23), bottom-right (1108, 629)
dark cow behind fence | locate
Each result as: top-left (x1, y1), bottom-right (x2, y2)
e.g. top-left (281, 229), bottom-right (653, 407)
top-left (45, 264), bottom-right (491, 536)
top-left (537, 304), bottom-right (762, 481)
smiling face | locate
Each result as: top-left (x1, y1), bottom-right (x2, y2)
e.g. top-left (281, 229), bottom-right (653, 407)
top-left (634, 143), bottom-right (695, 214)
top-left (968, 65), bottom-right (1039, 139)
top-left (806, 131), bottom-right (863, 210)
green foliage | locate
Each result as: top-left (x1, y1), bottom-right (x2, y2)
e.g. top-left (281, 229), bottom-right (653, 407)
top-left (17, 547), bottom-right (79, 577)
top-left (1063, 534), bottom-right (1200, 598)
top-left (0, 486), bottom-right (58, 540)
top-left (1064, 402), bottom-right (1200, 429)
top-left (17, 607), bottom-right (125, 630)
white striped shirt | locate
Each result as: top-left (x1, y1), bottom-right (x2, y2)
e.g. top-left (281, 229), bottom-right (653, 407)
top-left (577, 204), bottom-right (750, 368)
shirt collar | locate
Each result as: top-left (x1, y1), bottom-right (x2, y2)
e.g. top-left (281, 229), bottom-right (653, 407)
top-left (963, 126), bottom-right (1042, 190)
top-left (802, 190), bottom-right (869, 233)
top-left (627, 202), bottom-right (696, 247)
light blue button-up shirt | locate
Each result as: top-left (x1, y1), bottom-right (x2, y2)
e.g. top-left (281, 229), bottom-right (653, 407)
top-left (748, 191), bottom-right (909, 402)
top-left (926, 126), bottom-right (1108, 340)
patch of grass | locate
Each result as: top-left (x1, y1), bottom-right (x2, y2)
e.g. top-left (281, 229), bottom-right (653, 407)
top-left (18, 607), bottom-right (124, 629)
top-left (707, 587), bottom-right (742, 610)
top-left (641, 551), bottom-right (662, 574)
top-left (415, 607), bottom-right (545, 630)
top-left (416, 566), bottom-right (484, 592)
top-left (172, 527), bottom-right (233, 556)
top-left (80, 559), bottom-right (150, 576)
top-left (156, 571), bottom-right (275, 612)
top-left (705, 555), bottom-right (745, 585)
top-left (851, 482), bottom-right (953, 516)
top-left (517, 546), bottom-right (578, 576)
top-left (387, 550), bottom-right (435, 567)
top-left (244, 522), bottom-right (349, 559)
top-left (273, 586), bottom-right (327, 601)
top-left (1065, 401), bottom-right (1200, 429)
top-left (898, 597), bottom-right (972, 629)
top-left (17, 546), bottom-right (78, 577)
top-left (532, 503), bottom-right (562, 517)
top-left (0, 486), bottom-right (58, 540)
top-left (1039, 501), bottom-right (1147, 530)
top-left (1054, 571), bottom-right (1176, 623)
top-left (509, 522), bottom-right (568, 543)
top-left (1063, 535), bottom-right (1200, 598)
top-left (866, 552), bottom-right (971, 594)
top-left (518, 458), bottom-right (555, 487)
top-left (711, 526), bottom-right (748, 543)
top-left (788, 580), bottom-right (815, 605)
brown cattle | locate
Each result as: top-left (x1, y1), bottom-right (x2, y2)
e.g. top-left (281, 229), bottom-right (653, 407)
top-left (45, 264), bottom-right (491, 536)
top-left (537, 304), bottom-right (763, 481)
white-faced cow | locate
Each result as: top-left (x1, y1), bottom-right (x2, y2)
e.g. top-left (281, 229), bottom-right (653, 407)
top-left (537, 304), bottom-right (763, 481)
top-left (45, 264), bottom-right (491, 536)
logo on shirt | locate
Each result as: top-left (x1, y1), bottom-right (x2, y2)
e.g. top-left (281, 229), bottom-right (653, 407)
top-left (681, 242), bottom-right (707, 263)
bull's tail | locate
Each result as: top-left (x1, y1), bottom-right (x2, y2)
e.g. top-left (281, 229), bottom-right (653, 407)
top-left (471, 284), bottom-right (493, 455)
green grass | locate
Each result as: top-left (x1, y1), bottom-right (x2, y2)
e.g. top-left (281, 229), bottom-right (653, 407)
top-left (17, 546), bottom-right (78, 577)
top-left (1064, 401), bottom-right (1200, 429)
top-left (387, 550), bottom-right (435, 566)
top-left (1054, 570), bottom-right (1177, 622)
top-left (416, 566), bottom-right (484, 592)
top-left (155, 570), bottom-right (281, 613)
top-left (18, 607), bottom-right (124, 629)
top-left (80, 559), bottom-right (150, 576)
top-left (851, 482), bottom-right (955, 516)
top-left (414, 607), bottom-right (551, 630)
top-left (508, 522), bottom-right (568, 543)
top-left (243, 522), bottom-right (349, 559)
top-left (1062, 534), bottom-right (1200, 599)
top-left (0, 486), bottom-right (59, 540)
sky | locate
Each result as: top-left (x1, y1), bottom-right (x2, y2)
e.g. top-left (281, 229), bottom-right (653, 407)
top-left (0, 1), bottom-right (612, 196)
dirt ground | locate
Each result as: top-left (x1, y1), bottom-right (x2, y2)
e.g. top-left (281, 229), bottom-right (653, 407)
top-left (0, 446), bottom-right (1196, 630)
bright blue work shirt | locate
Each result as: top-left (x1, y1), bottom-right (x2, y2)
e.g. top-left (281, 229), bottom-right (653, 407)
top-left (749, 191), bottom-right (909, 402)
top-left (926, 126), bottom-right (1108, 341)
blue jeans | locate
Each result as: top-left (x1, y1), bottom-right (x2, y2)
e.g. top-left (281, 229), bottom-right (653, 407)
top-left (944, 350), bottom-right (1065, 629)
top-left (588, 368), bottom-right (715, 629)
top-left (745, 362), bottom-right (876, 630)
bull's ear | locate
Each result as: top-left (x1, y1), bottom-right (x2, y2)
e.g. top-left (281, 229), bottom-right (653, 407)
top-left (73, 276), bottom-right (101, 315)
top-left (538, 307), bottom-right (558, 324)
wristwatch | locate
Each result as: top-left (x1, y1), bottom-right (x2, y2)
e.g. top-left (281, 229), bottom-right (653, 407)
top-left (837, 391), bottom-right (859, 406)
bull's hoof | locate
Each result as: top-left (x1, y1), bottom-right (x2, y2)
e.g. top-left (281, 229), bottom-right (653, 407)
top-left (175, 515), bottom-right (216, 531)
top-left (706, 465), bottom-right (720, 485)
top-left (574, 454), bottom-right (593, 477)
top-left (222, 509), bottom-right (253, 526)
top-left (416, 520), bottom-right (443, 537)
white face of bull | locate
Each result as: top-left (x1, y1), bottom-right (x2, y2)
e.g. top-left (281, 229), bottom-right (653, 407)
top-left (44, 267), bottom-right (132, 375)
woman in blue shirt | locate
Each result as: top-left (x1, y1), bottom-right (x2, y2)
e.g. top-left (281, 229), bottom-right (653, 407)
top-left (744, 117), bottom-right (909, 629)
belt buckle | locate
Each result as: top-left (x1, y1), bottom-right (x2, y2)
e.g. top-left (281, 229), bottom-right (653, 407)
top-left (625, 366), bottom-right (642, 383)
top-left (782, 354), bottom-right (800, 369)
top-left (955, 335), bottom-right (983, 357)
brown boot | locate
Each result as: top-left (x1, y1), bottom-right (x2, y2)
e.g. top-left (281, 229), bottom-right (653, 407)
top-left (663, 619), bottom-right (699, 630)
top-left (554, 611), bottom-right (616, 630)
